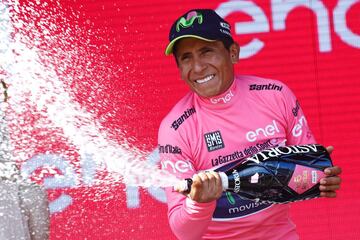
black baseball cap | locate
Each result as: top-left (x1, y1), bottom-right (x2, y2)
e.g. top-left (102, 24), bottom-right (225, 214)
top-left (165, 9), bottom-right (234, 55)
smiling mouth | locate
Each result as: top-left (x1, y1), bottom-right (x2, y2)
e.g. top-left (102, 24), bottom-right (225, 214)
top-left (195, 74), bottom-right (215, 84)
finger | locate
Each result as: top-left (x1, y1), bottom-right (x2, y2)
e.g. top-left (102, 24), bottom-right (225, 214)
top-left (198, 172), bottom-right (210, 189)
top-left (203, 171), bottom-right (223, 200)
top-left (320, 176), bottom-right (342, 186)
top-left (212, 172), bottom-right (223, 198)
top-left (324, 166), bottom-right (342, 176)
top-left (326, 146), bottom-right (334, 155)
top-left (189, 174), bottom-right (203, 200)
top-left (204, 171), bottom-right (217, 181)
top-left (191, 174), bottom-right (203, 188)
top-left (195, 172), bottom-right (219, 202)
top-left (204, 171), bottom-right (219, 191)
top-left (198, 171), bottom-right (210, 181)
top-left (319, 184), bottom-right (340, 192)
top-left (320, 191), bottom-right (337, 198)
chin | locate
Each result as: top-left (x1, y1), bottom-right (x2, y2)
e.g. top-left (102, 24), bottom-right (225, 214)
top-left (193, 85), bottom-right (221, 97)
top-left (197, 91), bottom-right (218, 98)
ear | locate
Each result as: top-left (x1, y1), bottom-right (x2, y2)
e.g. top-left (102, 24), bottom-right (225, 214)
top-left (229, 42), bottom-right (240, 63)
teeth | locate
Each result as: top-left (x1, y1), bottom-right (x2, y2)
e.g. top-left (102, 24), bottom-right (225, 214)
top-left (196, 75), bottom-right (214, 84)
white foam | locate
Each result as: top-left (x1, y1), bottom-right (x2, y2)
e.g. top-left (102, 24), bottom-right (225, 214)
top-left (0, 0), bottom-right (179, 188)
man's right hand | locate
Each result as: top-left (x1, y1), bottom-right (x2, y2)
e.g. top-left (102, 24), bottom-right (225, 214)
top-left (188, 171), bottom-right (223, 203)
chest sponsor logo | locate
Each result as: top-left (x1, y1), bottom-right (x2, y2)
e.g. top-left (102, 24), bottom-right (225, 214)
top-left (292, 116), bottom-right (308, 137)
top-left (204, 131), bottom-right (225, 152)
top-left (161, 159), bottom-right (194, 174)
top-left (210, 90), bottom-right (234, 104)
top-left (211, 150), bottom-right (244, 167)
top-left (246, 120), bottom-right (280, 142)
top-left (249, 83), bottom-right (283, 91)
top-left (171, 107), bottom-right (196, 130)
top-left (211, 139), bottom-right (275, 167)
top-left (292, 100), bottom-right (300, 117)
top-left (158, 144), bottom-right (182, 154)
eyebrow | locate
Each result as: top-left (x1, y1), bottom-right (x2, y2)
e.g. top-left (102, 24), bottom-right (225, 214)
top-left (199, 46), bottom-right (214, 52)
top-left (178, 45), bottom-right (215, 59)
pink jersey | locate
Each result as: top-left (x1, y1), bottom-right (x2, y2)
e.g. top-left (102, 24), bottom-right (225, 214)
top-left (158, 75), bottom-right (316, 240)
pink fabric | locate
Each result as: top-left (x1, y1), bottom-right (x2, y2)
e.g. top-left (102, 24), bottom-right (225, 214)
top-left (158, 75), bottom-right (316, 240)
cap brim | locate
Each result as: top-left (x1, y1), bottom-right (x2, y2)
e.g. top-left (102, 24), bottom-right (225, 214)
top-left (165, 35), bottom-right (216, 55)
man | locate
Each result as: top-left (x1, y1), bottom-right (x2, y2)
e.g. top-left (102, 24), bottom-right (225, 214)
top-left (158, 9), bottom-right (341, 239)
top-left (1, 80), bottom-right (50, 240)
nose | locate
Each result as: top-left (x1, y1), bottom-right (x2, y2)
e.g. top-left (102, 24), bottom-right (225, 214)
top-left (192, 57), bottom-right (207, 73)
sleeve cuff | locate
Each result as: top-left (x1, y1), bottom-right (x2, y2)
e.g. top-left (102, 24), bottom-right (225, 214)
top-left (183, 198), bottom-right (216, 219)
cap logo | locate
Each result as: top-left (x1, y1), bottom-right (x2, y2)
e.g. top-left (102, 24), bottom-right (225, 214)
top-left (220, 22), bottom-right (230, 30)
top-left (176, 11), bottom-right (203, 32)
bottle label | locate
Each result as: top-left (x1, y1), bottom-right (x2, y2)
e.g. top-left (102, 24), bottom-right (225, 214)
top-left (246, 144), bottom-right (321, 163)
top-left (288, 165), bottom-right (326, 194)
top-left (212, 158), bottom-right (272, 220)
top-left (213, 192), bottom-right (272, 220)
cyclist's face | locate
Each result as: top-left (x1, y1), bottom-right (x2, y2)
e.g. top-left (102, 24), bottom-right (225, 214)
top-left (175, 38), bottom-right (239, 98)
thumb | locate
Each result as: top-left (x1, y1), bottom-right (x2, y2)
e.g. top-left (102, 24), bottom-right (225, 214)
top-left (326, 146), bottom-right (334, 155)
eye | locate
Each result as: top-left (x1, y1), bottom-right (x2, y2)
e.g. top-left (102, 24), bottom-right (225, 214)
top-left (179, 53), bottom-right (192, 63)
top-left (181, 55), bottom-right (189, 61)
top-left (201, 48), bottom-right (213, 55)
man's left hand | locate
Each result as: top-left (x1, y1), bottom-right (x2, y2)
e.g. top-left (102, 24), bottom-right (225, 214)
top-left (319, 146), bottom-right (342, 198)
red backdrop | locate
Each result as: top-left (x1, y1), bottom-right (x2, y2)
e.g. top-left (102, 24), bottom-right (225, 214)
top-left (7, 0), bottom-right (360, 239)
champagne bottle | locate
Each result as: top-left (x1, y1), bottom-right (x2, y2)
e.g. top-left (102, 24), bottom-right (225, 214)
top-left (176, 144), bottom-right (333, 203)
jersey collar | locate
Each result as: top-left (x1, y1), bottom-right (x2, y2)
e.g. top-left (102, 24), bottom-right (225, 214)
top-left (197, 77), bottom-right (238, 108)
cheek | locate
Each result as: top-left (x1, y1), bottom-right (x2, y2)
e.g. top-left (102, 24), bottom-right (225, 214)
top-left (220, 60), bottom-right (233, 75)
top-left (179, 66), bottom-right (189, 81)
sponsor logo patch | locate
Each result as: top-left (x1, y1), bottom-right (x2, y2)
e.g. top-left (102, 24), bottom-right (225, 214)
top-left (249, 83), bottom-right (283, 91)
top-left (204, 130), bottom-right (225, 152)
top-left (292, 100), bottom-right (300, 117)
top-left (176, 11), bottom-right (203, 32)
top-left (171, 107), bottom-right (196, 130)
top-left (211, 150), bottom-right (243, 167)
top-left (161, 159), bottom-right (194, 174)
top-left (292, 116), bottom-right (307, 137)
top-left (210, 90), bottom-right (234, 104)
top-left (245, 120), bottom-right (280, 142)
top-left (158, 144), bottom-right (182, 154)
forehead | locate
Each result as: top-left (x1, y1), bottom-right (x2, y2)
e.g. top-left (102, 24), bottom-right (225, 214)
top-left (175, 38), bottom-right (223, 54)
